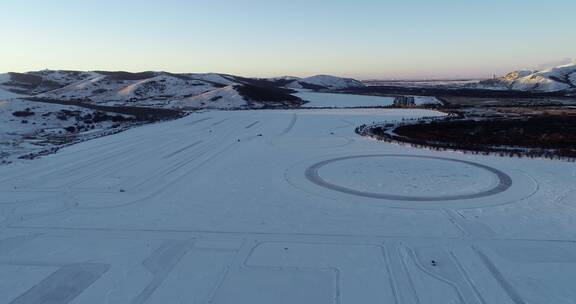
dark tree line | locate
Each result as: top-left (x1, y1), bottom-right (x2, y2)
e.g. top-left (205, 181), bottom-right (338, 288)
top-left (356, 116), bottom-right (576, 160)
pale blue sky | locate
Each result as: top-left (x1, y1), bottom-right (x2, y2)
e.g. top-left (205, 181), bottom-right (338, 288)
top-left (1, 0), bottom-right (574, 79)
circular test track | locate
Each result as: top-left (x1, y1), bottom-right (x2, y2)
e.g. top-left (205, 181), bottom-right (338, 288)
top-left (305, 154), bottom-right (512, 202)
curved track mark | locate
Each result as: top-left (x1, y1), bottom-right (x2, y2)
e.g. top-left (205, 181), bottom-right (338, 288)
top-left (305, 155), bottom-right (512, 202)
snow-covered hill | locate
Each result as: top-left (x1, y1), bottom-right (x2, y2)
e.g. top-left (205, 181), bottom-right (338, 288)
top-left (285, 75), bottom-right (365, 90)
top-left (173, 85), bottom-right (304, 109)
top-left (175, 85), bottom-right (249, 109)
top-left (0, 98), bottom-right (146, 163)
top-left (0, 70), bottom-right (366, 109)
top-left (0, 87), bottom-right (21, 100)
top-left (185, 73), bottom-right (238, 86)
top-left (0, 70), bottom-right (96, 95)
top-left (478, 62), bottom-right (576, 92)
top-left (38, 72), bottom-right (219, 107)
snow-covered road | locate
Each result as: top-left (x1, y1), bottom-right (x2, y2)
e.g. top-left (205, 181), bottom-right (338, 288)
top-left (1, 108), bottom-right (576, 303)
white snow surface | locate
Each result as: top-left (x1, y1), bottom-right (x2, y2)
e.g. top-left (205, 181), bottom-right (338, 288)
top-left (295, 92), bottom-right (440, 107)
top-left (296, 92), bottom-right (394, 107)
top-left (0, 74), bottom-right (23, 99)
top-left (413, 95), bottom-right (442, 105)
top-left (0, 99), bottom-right (134, 163)
top-left (479, 63), bottom-right (576, 92)
top-left (186, 73), bottom-right (238, 86)
top-left (286, 75), bottom-right (365, 90)
top-left (40, 73), bottom-right (219, 106)
top-left (0, 87), bottom-right (22, 100)
top-left (115, 75), bottom-right (216, 100)
top-left (0, 73), bottom-right (10, 85)
top-left (319, 155), bottom-right (498, 196)
top-left (267, 76), bottom-right (300, 81)
top-left (35, 70), bottom-right (96, 87)
top-left (1, 102), bottom-right (576, 303)
top-left (174, 85), bottom-right (249, 109)
top-left (1, 70), bottom-right (372, 110)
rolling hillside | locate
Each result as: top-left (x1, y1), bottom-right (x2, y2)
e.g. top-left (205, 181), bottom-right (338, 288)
top-left (479, 62), bottom-right (576, 93)
top-left (0, 70), bottom-right (366, 109)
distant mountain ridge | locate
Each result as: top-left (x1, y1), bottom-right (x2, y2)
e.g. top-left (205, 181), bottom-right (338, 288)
top-left (478, 62), bottom-right (576, 93)
top-left (286, 75), bottom-right (365, 90)
top-left (0, 70), bottom-right (366, 109)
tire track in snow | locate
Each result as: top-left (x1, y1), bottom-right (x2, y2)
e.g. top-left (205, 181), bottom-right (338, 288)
top-left (279, 114), bottom-right (298, 136)
top-left (163, 141), bottom-right (203, 159)
top-left (244, 121), bottom-right (260, 129)
top-left (472, 247), bottom-right (525, 304)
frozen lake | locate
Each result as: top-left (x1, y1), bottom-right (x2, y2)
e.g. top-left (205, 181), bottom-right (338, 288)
top-left (295, 91), bottom-right (441, 108)
top-left (0, 107), bottom-right (575, 303)
top-left (295, 91), bottom-right (395, 107)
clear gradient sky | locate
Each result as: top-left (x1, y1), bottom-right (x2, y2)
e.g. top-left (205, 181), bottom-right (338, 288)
top-left (1, 0), bottom-right (575, 79)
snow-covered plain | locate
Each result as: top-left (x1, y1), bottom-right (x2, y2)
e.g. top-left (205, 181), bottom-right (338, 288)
top-left (296, 91), bottom-right (395, 107)
top-left (296, 92), bottom-right (441, 108)
top-left (1, 103), bottom-right (576, 303)
top-left (0, 88), bottom-right (22, 100)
